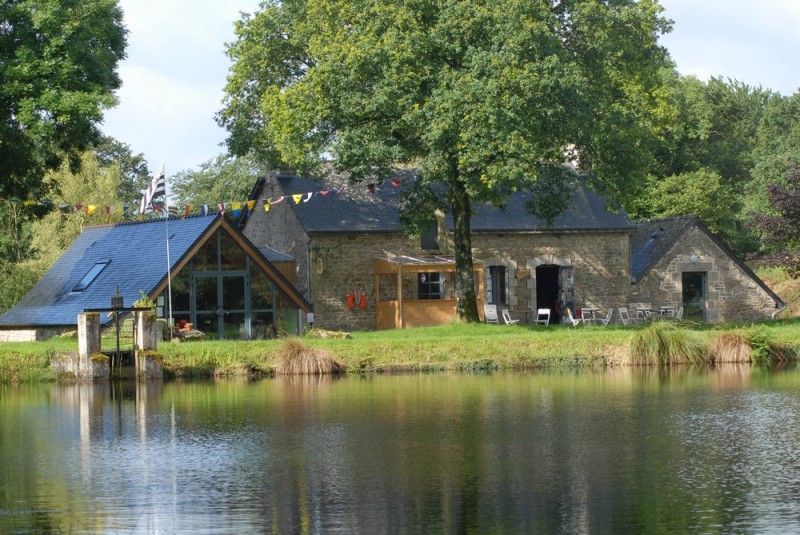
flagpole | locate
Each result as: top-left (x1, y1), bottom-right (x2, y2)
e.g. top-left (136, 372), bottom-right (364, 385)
top-left (162, 161), bottom-right (174, 332)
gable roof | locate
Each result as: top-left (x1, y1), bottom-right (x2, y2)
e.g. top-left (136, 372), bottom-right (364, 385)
top-left (267, 171), bottom-right (632, 235)
top-left (631, 216), bottom-right (784, 306)
top-left (0, 214), bottom-right (309, 328)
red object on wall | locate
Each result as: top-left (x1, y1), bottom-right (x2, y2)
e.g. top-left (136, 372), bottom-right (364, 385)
top-left (347, 292), bottom-right (355, 309)
top-left (359, 293), bottom-right (367, 309)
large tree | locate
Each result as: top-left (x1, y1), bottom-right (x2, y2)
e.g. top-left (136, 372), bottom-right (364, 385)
top-left (0, 0), bottom-right (127, 199)
top-left (219, 0), bottom-right (672, 321)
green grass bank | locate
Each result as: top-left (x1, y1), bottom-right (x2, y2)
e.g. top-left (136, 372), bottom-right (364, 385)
top-left (2, 319), bottom-right (800, 383)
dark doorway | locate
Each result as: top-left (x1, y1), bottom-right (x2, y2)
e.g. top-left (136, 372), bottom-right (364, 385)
top-left (536, 265), bottom-right (560, 323)
top-left (682, 272), bottom-right (706, 321)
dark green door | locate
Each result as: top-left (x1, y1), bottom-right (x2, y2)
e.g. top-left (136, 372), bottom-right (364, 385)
top-left (682, 272), bottom-right (706, 321)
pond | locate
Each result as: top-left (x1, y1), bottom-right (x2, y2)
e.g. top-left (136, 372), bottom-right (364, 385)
top-left (2, 366), bottom-right (800, 533)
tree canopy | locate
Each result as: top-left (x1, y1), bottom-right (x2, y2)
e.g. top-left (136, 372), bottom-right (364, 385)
top-left (170, 153), bottom-right (260, 207)
top-left (220, 0), bottom-right (673, 321)
top-left (220, 0), bottom-right (672, 320)
top-left (0, 0), bottom-right (127, 199)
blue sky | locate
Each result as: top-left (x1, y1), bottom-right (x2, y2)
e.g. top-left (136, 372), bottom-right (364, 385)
top-left (100, 0), bottom-right (800, 178)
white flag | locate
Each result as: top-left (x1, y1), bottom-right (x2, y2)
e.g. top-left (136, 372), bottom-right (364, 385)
top-left (140, 162), bottom-right (166, 214)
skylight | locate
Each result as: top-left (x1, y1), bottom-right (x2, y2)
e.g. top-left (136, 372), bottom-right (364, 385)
top-left (72, 260), bottom-right (111, 292)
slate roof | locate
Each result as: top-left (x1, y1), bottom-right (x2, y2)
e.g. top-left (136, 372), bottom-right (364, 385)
top-left (631, 217), bottom-right (696, 282)
top-left (0, 215), bottom-right (221, 327)
top-left (270, 172), bottom-right (632, 235)
top-left (631, 217), bottom-right (784, 306)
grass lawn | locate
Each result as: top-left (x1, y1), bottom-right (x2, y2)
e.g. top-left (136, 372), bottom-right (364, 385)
top-left (2, 318), bottom-right (800, 383)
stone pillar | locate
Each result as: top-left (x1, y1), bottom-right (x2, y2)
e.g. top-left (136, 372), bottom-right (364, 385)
top-left (77, 313), bottom-right (108, 380)
top-left (135, 311), bottom-right (163, 380)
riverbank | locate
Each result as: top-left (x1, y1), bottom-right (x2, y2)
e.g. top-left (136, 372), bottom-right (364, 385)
top-left (3, 319), bottom-right (800, 383)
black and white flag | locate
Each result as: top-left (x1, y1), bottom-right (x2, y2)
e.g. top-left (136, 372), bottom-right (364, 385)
top-left (139, 162), bottom-right (166, 214)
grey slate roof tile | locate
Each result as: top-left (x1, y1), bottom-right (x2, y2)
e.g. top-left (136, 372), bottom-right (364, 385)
top-left (0, 215), bottom-right (217, 327)
top-left (272, 172), bottom-right (633, 234)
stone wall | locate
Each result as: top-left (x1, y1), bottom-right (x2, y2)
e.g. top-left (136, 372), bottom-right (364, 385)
top-left (0, 327), bottom-right (70, 342)
top-left (308, 233), bottom-right (453, 331)
top-left (631, 225), bottom-right (780, 322)
top-left (304, 230), bottom-right (631, 331)
top-left (472, 231), bottom-right (632, 323)
top-left (243, 178), bottom-right (310, 297)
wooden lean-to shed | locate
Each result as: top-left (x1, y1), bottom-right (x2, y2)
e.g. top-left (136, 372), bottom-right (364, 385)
top-left (374, 255), bottom-right (484, 330)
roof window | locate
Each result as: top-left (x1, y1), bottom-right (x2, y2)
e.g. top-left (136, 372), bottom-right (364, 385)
top-left (72, 260), bottom-right (111, 292)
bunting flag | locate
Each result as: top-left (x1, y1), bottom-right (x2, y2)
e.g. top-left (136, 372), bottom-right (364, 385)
top-left (0, 177), bottom-right (403, 220)
top-left (140, 162), bottom-right (166, 215)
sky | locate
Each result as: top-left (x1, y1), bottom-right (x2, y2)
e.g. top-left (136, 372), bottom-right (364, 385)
top-left (100, 0), bottom-right (800, 179)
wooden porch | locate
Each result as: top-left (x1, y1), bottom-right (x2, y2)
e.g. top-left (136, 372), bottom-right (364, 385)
top-left (374, 256), bottom-right (484, 330)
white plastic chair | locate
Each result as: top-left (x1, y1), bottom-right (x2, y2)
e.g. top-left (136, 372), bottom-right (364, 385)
top-left (598, 308), bottom-right (613, 326)
top-left (484, 304), bottom-right (499, 324)
top-left (618, 307), bottom-right (638, 325)
top-left (675, 306), bottom-right (684, 320)
top-left (502, 309), bottom-right (520, 325)
top-left (566, 308), bottom-right (581, 327)
top-left (534, 308), bottom-right (550, 326)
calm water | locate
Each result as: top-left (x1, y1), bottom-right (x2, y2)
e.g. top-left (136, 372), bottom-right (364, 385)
top-left (2, 367), bottom-right (800, 534)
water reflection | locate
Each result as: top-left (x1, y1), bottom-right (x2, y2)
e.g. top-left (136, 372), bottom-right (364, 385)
top-left (1, 366), bottom-right (800, 533)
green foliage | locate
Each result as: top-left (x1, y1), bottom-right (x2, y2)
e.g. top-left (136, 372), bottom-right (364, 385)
top-left (0, 0), bottom-right (127, 199)
top-left (133, 291), bottom-right (156, 310)
top-left (748, 327), bottom-right (774, 366)
top-left (28, 151), bottom-right (127, 267)
top-left (636, 169), bottom-right (734, 235)
top-left (170, 153), bottom-right (260, 207)
top-left (93, 135), bottom-right (151, 203)
top-left (629, 322), bottom-right (708, 366)
top-left (0, 261), bottom-right (44, 314)
top-left (220, 0), bottom-right (673, 321)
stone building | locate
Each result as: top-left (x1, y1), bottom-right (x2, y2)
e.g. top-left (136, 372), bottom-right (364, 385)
top-left (242, 170), bottom-right (783, 331)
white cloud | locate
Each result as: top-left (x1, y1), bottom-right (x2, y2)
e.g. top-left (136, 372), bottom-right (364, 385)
top-left (102, 0), bottom-right (260, 175)
top-left (659, 0), bottom-right (800, 95)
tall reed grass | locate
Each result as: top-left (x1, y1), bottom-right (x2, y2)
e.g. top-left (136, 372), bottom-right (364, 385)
top-left (275, 339), bottom-right (345, 375)
top-left (628, 322), bottom-right (708, 366)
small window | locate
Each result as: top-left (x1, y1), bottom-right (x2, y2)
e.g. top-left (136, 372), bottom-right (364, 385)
top-left (72, 260), bottom-right (111, 292)
top-left (420, 220), bottom-right (439, 251)
top-left (488, 266), bottom-right (508, 305)
top-left (418, 272), bottom-right (443, 300)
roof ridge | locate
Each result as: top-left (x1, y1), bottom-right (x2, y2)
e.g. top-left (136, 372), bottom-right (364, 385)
top-left (84, 212), bottom-right (220, 230)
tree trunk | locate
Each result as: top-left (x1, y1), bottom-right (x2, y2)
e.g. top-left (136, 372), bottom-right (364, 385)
top-left (450, 178), bottom-right (480, 322)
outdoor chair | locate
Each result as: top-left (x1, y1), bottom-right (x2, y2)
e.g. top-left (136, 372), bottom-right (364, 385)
top-left (566, 308), bottom-right (582, 327)
top-left (484, 304), bottom-right (499, 324)
top-left (597, 308), bottom-right (613, 326)
top-left (618, 307), bottom-right (638, 325)
top-left (502, 309), bottom-right (520, 325)
top-left (675, 306), bottom-right (684, 320)
top-left (534, 308), bottom-right (550, 326)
